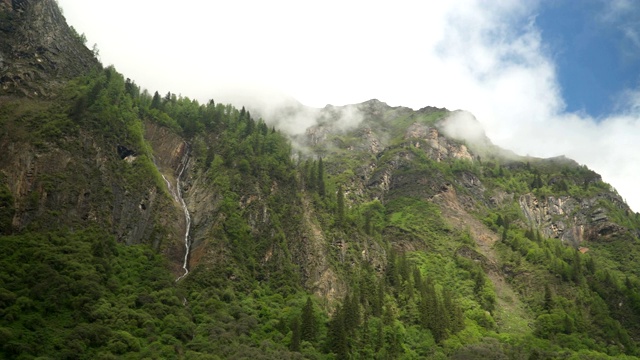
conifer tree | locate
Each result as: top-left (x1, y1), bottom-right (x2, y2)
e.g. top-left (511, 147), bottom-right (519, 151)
top-left (150, 90), bottom-right (162, 109)
top-left (308, 160), bottom-right (317, 191)
top-left (443, 288), bottom-right (463, 333)
top-left (364, 214), bottom-right (371, 235)
top-left (290, 317), bottom-right (301, 351)
top-left (317, 157), bottom-right (326, 197)
top-left (383, 303), bottom-right (395, 326)
top-left (398, 252), bottom-right (411, 286)
top-left (473, 270), bottom-right (485, 295)
top-left (531, 173), bottom-right (543, 189)
top-left (563, 314), bottom-right (573, 334)
top-left (302, 160), bottom-right (310, 189)
top-left (301, 297), bottom-right (316, 342)
top-left (328, 304), bottom-right (348, 359)
top-left (385, 249), bottom-right (398, 288)
top-left (375, 319), bottom-right (384, 351)
top-left (525, 227), bottom-right (534, 241)
top-left (343, 293), bottom-right (360, 334)
top-left (433, 300), bottom-right (449, 342)
top-left (544, 284), bottom-right (553, 311)
top-left (585, 255), bottom-right (596, 274)
top-left (572, 250), bottom-right (582, 283)
top-left (413, 267), bottom-right (424, 294)
top-left (422, 277), bottom-right (438, 330)
top-left (336, 185), bottom-right (345, 226)
top-left (374, 277), bottom-right (384, 317)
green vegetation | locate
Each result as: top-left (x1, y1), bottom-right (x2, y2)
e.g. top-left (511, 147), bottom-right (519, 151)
top-left (2, 61), bottom-right (640, 359)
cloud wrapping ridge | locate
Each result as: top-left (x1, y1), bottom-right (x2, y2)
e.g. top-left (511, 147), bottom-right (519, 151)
top-left (57, 0), bottom-right (640, 210)
top-left (435, 1), bottom-right (640, 211)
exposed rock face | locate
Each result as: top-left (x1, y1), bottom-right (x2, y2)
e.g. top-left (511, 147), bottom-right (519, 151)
top-left (143, 122), bottom-right (193, 274)
top-left (0, 125), bottom-right (183, 257)
top-left (0, 0), bottom-right (100, 97)
top-left (405, 123), bottom-right (474, 162)
top-left (519, 192), bottom-right (630, 246)
top-left (305, 125), bottom-right (331, 146)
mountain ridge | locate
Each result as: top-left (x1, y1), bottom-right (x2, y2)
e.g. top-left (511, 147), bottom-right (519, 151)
top-left (2, 1), bottom-right (640, 358)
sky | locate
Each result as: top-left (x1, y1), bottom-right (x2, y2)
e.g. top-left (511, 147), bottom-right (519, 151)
top-left (56, 0), bottom-right (640, 211)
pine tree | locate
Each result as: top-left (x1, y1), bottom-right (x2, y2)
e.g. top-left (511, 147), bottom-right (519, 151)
top-left (563, 314), bottom-right (573, 334)
top-left (473, 270), bottom-right (485, 295)
top-left (290, 317), bottom-right (301, 351)
top-left (243, 117), bottom-right (255, 137)
top-left (317, 157), bottom-right (326, 197)
top-left (398, 253), bottom-right (411, 286)
top-left (343, 293), bottom-right (360, 334)
top-left (413, 267), bottom-right (424, 294)
top-left (572, 250), bottom-right (582, 283)
top-left (150, 90), bottom-right (162, 109)
top-left (544, 284), bottom-right (553, 312)
top-left (308, 160), bottom-right (317, 191)
top-left (585, 255), bottom-right (596, 274)
top-left (302, 160), bottom-right (310, 189)
top-left (383, 303), bottom-right (395, 326)
top-left (386, 323), bottom-right (403, 358)
top-left (328, 304), bottom-right (348, 359)
top-left (336, 185), bottom-right (345, 226)
top-left (373, 277), bottom-right (384, 317)
top-left (443, 288), bottom-right (464, 333)
top-left (422, 277), bottom-right (448, 342)
top-left (625, 276), bottom-right (633, 291)
top-left (525, 227), bottom-right (534, 241)
top-left (434, 299), bottom-right (449, 342)
top-left (359, 314), bottom-right (370, 356)
top-left (375, 317), bottom-right (384, 351)
top-left (364, 214), bottom-right (371, 235)
top-left (301, 297), bottom-right (316, 342)
top-left (531, 173), bottom-right (543, 189)
top-left (385, 249), bottom-right (398, 288)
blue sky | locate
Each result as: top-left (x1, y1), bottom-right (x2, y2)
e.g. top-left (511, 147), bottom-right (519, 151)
top-left (536, 0), bottom-right (640, 118)
top-left (57, 0), bottom-right (640, 211)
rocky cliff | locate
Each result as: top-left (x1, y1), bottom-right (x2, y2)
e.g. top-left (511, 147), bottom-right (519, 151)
top-left (519, 191), bottom-right (632, 246)
top-left (0, 0), bottom-right (99, 97)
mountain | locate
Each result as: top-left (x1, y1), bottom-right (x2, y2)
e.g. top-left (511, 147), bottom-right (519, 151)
top-left (2, 1), bottom-right (640, 359)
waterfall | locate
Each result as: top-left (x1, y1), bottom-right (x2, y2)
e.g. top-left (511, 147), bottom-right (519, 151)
top-left (152, 142), bottom-right (192, 282)
top-left (175, 147), bottom-right (191, 282)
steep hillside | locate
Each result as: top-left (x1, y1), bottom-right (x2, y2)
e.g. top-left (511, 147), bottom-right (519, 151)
top-left (2, 1), bottom-right (640, 359)
top-left (0, 0), bottom-right (100, 97)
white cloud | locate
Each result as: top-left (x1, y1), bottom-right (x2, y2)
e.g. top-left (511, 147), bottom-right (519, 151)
top-left (56, 0), bottom-right (640, 211)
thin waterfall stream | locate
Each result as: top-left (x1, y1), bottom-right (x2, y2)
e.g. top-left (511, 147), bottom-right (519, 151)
top-left (157, 144), bottom-right (191, 282)
top-left (174, 148), bottom-right (191, 281)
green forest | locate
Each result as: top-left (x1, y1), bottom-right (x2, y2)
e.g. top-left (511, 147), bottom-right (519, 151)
top-left (2, 62), bottom-right (640, 360)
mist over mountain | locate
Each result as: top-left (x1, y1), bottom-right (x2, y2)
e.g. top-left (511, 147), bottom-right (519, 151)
top-left (2, 1), bottom-right (640, 359)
